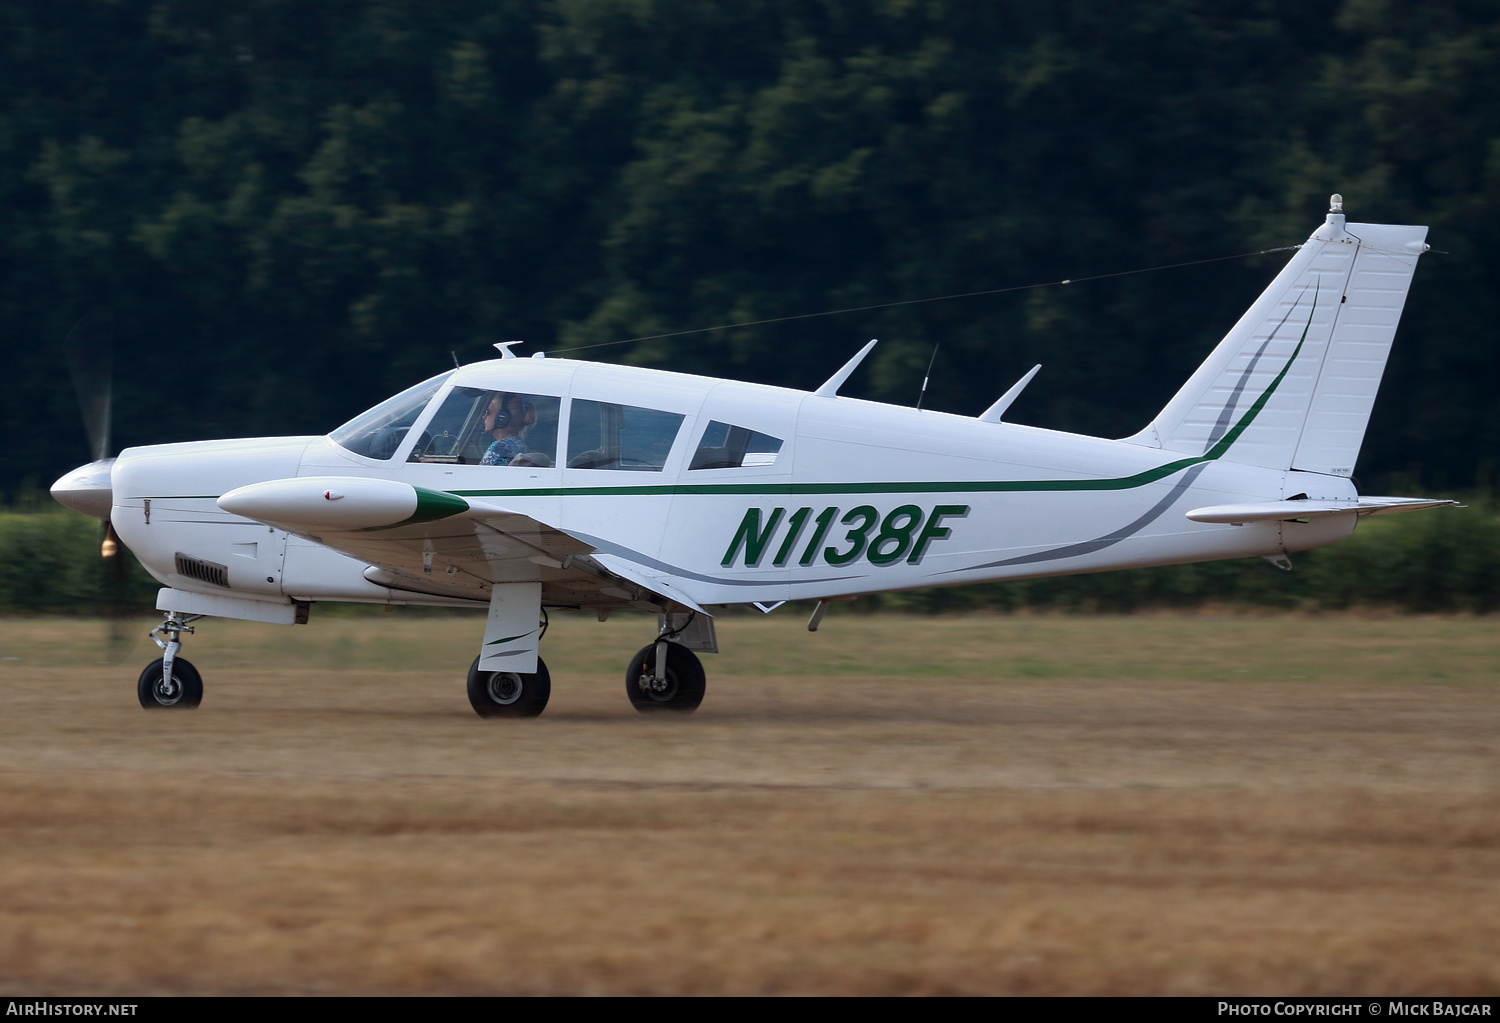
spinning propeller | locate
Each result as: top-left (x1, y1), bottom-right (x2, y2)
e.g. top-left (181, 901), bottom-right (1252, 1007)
top-left (61, 314), bottom-right (133, 660)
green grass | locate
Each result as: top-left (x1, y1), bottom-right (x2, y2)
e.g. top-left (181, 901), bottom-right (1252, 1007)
top-left (5, 612), bottom-right (1497, 691)
top-left (2, 611), bottom-right (1498, 994)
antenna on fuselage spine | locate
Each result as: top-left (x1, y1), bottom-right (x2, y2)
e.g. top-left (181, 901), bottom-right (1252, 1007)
top-left (978, 364), bottom-right (1042, 423)
top-left (915, 342), bottom-right (940, 411)
top-left (814, 339), bottom-right (877, 397)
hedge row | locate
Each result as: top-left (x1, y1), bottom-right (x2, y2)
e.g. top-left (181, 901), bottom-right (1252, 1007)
top-left (0, 510), bottom-right (160, 615)
top-left (2, 501), bottom-right (1496, 617)
top-left (872, 499), bottom-right (1500, 614)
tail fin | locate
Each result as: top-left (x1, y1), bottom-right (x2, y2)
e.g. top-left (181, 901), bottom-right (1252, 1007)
top-left (1125, 210), bottom-right (1429, 478)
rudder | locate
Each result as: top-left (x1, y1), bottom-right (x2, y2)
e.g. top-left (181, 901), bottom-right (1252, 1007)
top-left (1125, 207), bottom-right (1429, 479)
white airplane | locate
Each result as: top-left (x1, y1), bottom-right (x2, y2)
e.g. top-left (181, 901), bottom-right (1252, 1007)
top-left (51, 199), bottom-right (1457, 716)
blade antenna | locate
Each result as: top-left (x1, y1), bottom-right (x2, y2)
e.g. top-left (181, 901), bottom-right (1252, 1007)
top-left (814, 340), bottom-right (878, 398)
top-left (916, 343), bottom-right (940, 411)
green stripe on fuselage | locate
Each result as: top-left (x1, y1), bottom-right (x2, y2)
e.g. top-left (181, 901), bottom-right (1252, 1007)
top-left (451, 298), bottom-right (1314, 502)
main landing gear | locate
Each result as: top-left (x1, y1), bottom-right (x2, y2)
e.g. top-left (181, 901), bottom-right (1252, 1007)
top-left (625, 616), bottom-right (707, 714)
top-left (625, 641), bottom-right (705, 713)
top-left (138, 613), bottom-right (204, 709)
top-left (467, 656), bottom-right (551, 718)
top-left (465, 611), bottom-right (712, 719)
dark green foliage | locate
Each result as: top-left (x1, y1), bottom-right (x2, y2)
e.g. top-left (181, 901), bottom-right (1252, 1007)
top-left (3, 1), bottom-right (1499, 500)
top-left (0, 510), bottom-right (159, 615)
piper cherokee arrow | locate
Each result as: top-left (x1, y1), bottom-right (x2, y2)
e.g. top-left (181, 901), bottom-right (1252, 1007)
top-left (50, 199), bottom-right (1457, 716)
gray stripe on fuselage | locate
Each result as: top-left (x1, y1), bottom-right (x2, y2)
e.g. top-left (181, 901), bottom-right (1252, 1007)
top-left (940, 463), bottom-right (1210, 573)
top-left (570, 530), bottom-right (856, 588)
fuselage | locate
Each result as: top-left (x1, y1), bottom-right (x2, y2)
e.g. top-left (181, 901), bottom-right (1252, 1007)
top-left (100, 356), bottom-right (1357, 610)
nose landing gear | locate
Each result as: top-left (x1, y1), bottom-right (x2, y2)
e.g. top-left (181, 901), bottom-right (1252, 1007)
top-left (138, 613), bottom-right (204, 709)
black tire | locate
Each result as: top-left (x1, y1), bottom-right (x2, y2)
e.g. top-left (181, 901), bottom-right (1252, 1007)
top-left (467, 655), bottom-right (551, 718)
top-left (137, 656), bottom-right (203, 710)
top-left (625, 642), bottom-right (705, 714)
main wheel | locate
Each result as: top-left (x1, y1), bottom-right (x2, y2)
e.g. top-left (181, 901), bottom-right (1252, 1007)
top-left (467, 656), bottom-right (551, 718)
top-left (137, 657), bottom-right (203, 710)
top-left (625, 642), bottom-right (705, 714)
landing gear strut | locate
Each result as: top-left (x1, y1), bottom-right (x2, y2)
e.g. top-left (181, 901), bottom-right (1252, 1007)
top-left (626, 640), bottom-right (706, 713)
top-left (138, 613), bottom-right (204, 709)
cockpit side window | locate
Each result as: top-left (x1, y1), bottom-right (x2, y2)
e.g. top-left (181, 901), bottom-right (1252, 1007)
top-left (566, 400), bottom-right (685, 471)
top-left (408, 388), bottom-right (560, 466)
top-left (689, 421), bottom-right (783, 470)
top-left (330, 371), bottom-right (453, 461)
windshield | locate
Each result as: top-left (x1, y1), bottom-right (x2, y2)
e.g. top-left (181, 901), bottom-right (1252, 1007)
top-left (329, 370), bottom-right (453, 460)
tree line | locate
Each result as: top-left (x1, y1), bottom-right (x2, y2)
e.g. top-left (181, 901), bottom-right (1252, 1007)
top-left (4, 0), bottom-right (1499, 497)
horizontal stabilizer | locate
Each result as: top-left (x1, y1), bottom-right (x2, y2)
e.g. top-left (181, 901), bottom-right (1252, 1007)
top-left (1186, 496), bottom-right (1459, 525)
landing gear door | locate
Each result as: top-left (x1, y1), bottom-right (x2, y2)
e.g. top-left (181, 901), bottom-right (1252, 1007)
top-left (480, 582), bottom-right (543, 673)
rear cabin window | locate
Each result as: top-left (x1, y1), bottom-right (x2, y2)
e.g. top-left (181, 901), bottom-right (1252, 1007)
top-left (566, 400), bottom-right (685, 471)
top-left (689, 421), bottom-right (784, 469)
top-left (407, 387), bottom-right (560, 467)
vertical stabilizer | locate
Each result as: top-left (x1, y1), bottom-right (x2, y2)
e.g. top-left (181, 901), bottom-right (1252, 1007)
top-left (1125, 208), bottom-right (1428, 478)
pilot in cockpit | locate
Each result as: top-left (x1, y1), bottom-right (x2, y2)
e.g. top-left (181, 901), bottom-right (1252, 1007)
top-left (479, 392), bottom-right (537, 466)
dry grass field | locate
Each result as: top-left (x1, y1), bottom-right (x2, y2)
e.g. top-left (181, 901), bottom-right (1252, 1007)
top-left (1, 610), bottom-right (1497, 995)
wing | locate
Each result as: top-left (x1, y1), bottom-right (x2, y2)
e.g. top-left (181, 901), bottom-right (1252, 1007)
top-left (217, 476), bottom-right (710, 614)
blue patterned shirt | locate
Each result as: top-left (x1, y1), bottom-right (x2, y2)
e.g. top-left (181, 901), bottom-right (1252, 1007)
top-left (481, 436), bottom-right (527, 466)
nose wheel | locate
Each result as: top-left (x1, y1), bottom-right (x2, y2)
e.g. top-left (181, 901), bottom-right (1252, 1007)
top-left (137, 656), bottom-right (202, 709)
top-left (139, 612), bottom-right (204, 709)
